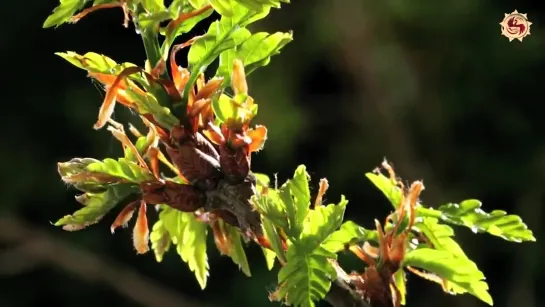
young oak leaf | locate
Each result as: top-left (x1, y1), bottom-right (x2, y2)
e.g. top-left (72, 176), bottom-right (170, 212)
top-left (43, 0), bottom-right (88, 28)
top-left (55, 51), bottom-right (137, 75)
top-left (277, 165), bottom-right (311, 239)
top-left (403, 248), bottom-right (493, 306)
top-left (298, 196), bottom-right (348, 251)
top-left (321, 221), bottom-right (378, 253)
top-left (216, 31), bottom-right (293, 81)
top-left (54, 184), bottom-right (140, 231)
top-left (275, 246), bottom-right (337, 307)
top-left (418, 199), bottom-right (536, 242)
top-left (150, 218), bottom-right (172, 262)
top-left (86, 158), bottom-right (154, 183)
top-left (133, 200), bottom-right (150, 254)
top-left (161, 3), bottom-right (214, 60)
top-left (223, 222), bottom-right (252, 276)
top-left (160, 207), bottom-right (209, 289)
top-left (366, 172), bottom-right (403, 209)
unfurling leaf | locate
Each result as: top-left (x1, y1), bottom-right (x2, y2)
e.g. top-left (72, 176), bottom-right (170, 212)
top-left (160, 207), bottom-right (209, 289)
top-left (299, 197), bottom-right (347, 251)
top-left (133, 200), bottom-right (150, 254)
top-left (279, 165), bottom-right (311, 238)
top-left (366, 172), bottom-right (403, 209)
top-left (150, 218), bottom-right (171, 262)
top-left (43, 0), bottom-right (88, 28)
top-left (275, 246), bottom-right (337, 307)
top-left (54, 184), bottom-right (139, 231)
top-left (321, 221), bottom-right (377, 253)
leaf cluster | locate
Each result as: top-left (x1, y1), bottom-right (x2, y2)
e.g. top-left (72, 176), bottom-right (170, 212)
top-left (44, 1), bottom-right (535, 307)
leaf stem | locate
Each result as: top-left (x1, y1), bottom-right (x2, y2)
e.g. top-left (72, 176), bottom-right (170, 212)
top-left (140, 27), bottom-right (169, 80)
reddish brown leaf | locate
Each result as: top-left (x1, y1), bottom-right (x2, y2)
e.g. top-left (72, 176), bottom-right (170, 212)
top-left (132, 200), bottom-right (150, 254)
top-left (70, 3), bottom-right (129, 27)
top-left (212, 220), bottom-right (231, 255)
top-left (111, 200), bottom-right (139, 234)
top-left (166, 144), bottom-right (220, 184)
top-left (247, 125), bottom-right (268, 153)
top-left (219, 144), bottom-right (250, 183)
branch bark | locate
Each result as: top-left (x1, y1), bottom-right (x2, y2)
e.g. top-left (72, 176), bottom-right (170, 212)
top-left (0, 214), bottom-right (215, 307)
top-left (326, 279), bottom-right (371, 307)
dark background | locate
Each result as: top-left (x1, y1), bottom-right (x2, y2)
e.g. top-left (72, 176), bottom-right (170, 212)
top-left (1, 1), bottom-right (544, 306)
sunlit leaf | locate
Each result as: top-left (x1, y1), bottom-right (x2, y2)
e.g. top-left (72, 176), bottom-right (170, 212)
top-left (299, 197), bottom-right (347, 251)
top-left (252, 188), bottom-right (289, 230)
top-left (279, 165), bottom-right (311, 238)
top-left (132, 200), bottom-right (150, 254)
top-left (225, 223), bottom-right (252, 276)
top-left (393, 269), bottom-right (407, 305)
top-left (366, 172), bottom-right (402, 208)
top-left (160, 207), bottom-right (209, 289)
top-left (150, 218), bottom-right (171, 262)
top-left (55, 51), bottom-right (136, 74)
top-left (418, 199), bottom-right (535, 242)
top-left (403, 248), bottom-right (492, 305)
top-left (261, 218), bottom-right (287, 263)
top-left (54, 184), bottom-right (139, 230)
top-left (276, 246), bottom-right (336, 307)
top-left (86, 158), bottom-right (154, 183)
top-left (321, 221), bottom-right (377, 253)
top-left (43, 0), bottom-right (88, 28)
top-left (217, 31), bottom-right (293, 80)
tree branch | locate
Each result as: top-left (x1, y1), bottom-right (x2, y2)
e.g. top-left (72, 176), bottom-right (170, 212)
top-left (0, 214), bottom-right (215, 307)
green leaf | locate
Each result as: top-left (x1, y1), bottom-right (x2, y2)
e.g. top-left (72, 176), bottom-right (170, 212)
top-left (55, 51), bottom-right (137, 75)
top-left (187, 22), bottom-right (251, 71)
top-left (299, 197), bottom-right (348, 251)
top-left (142, 0), bottom-right (166, 12)
top-left (86, 158), bottom-right (154, 183)
top-left (183, 2), bottom-right (270, 95)
top-left (54, 184), bottom-right (139, 230)
top-left (404, 248), bottom-right (492, 305)
top-left (261, 218), bottom-right (287, 263)
top-left (211, 94), bottom-right (240, 124)
top-left (321, 221), bottom-right (377, 253)
top-left (418, 199), bottom-right (536, 242)
top-left (160, 208), bottom-right (209, 289)
top-left (210, 0), bottom-right (235, 16)
top-left (188, 0), bottom-right (208, 9)
top-left (236, 32), bottom-right (293, 75)
top-left (224, 222), bottom-right (251, 276)
top-left (279, 165), bottom-right (311, 238)
top-left (252, 188), bottom-right (289, 230)
top-left (277, 246), bottom-right (337, 307)
top-left (393, 269), bottom-right (407, 305)
top-left (262, 246), bottom-right (277, 270)
top-left (150, 219), bottom-right (171, 262)
top-left (366, 172), bottom-right (402, 208)
top-left (161, 3), bottom-right (213, 59)
top-left (43, 0), bottom-right (89, 28)
top-left (414, 218), bottom-right (466, 258)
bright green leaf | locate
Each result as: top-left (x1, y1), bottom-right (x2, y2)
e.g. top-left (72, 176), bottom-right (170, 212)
top-left (160, 208), bottom-right (209, 289)
top-left (225, 223), bottom-right (252, 276)
top-left (279, 165), bottom-right (311, 238)
top-left (150, 218), bottom-right (171, 262)
top-left (261, 218), bottom-right (287, 263)
top-left (211, 94), bottom-right (240, 124)
top-left (418, 199), bottom-right (536, 242)
top-left (54, 184), bottom-right (139, 230)
top-left (161, 3), bottom-right (213, 59)
top-left (239, 31), bottom-right (293, 74)
top-left (142, 0), bottom-right (166, 12)
top-left (86, 158), bottom-right (154, 183)
top-left (43, 0), bottom-right (88, 28)
top-left (210, 0), bottom-right (235, 16)
top-left (321, 221), bottom-right (377, 253)
top-left (393, 269), bottom-right (406, 305)
top-left (262, 246), bottom-right (277, 270)
top-left (366, 172), bottom-right (402, 208)
top-left (277, 246), bottom-right (337, 307)
top-left (55, 51), bottom-right (132, 74)
top-left (252, 189), bottom-right (289, 230)
top-left (404, 248), bottom-right (492, 305)
top-left (299, 197), bottom-right (348, 251)
top-left (188, 0), bottom-right (208, 9)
